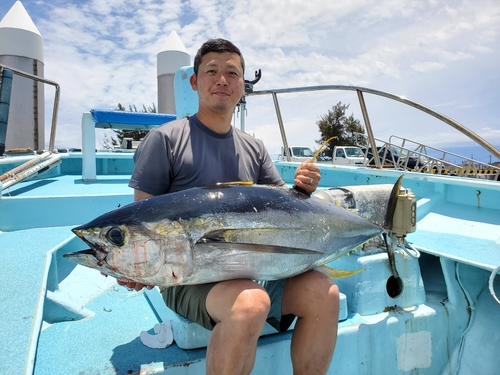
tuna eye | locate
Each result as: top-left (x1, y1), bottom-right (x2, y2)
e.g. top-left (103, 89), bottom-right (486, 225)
top-left (106, 227), bottom-right (125, 247)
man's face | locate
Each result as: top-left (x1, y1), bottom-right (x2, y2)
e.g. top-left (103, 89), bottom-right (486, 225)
top-left (190, 52), bottom-right (245, 113)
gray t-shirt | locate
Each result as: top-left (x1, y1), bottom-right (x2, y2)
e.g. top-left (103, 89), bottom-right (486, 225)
top-left (129, 115), bottom-right (284, 195)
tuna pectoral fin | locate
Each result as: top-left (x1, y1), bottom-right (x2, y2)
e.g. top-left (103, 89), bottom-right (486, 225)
top-left (198, 229), bottom-right (323, 254)
top-left (196, 240), bottom-right (323, 255)
top-left (316, 264), bottom-right (364, 279)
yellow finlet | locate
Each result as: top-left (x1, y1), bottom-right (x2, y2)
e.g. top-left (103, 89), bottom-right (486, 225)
top-left (216, 181), bottom-right (254, 185)
top-left (316, 264), bottom-right (364, 279)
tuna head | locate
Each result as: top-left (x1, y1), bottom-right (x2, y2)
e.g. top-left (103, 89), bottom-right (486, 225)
top-left (64, 215), bottom-right (194, 286)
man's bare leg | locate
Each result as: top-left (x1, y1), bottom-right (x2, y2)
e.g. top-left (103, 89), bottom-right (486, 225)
top-left (205, 279), bottom-right (271, 375)
top-left (282, 271), bottom-right (340, 375)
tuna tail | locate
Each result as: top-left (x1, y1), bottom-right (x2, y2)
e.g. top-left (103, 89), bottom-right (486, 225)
top-left (382, 175), bottom-right (405, 298)
top-left (315, 176), bottom-right (405, 282)
top-left (383, 175), bottom-right (404, 232)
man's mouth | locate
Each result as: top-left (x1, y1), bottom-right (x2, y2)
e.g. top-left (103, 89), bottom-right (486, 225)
top-left (212, 91), bottom-right (230, 96)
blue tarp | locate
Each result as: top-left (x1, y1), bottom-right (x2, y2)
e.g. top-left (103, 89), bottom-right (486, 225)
top-left (90, 109), bottom-right (176, 129)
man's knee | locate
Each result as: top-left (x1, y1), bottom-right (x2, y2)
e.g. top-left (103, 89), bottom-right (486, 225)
top-left (232, 284), bottom-right (271, 322)
top-left (306, 272), bottom-right (339, 308)
top-left (283, 271), bottom-right (340, 317)
top-left (207, 279), bottom-right (271, 326)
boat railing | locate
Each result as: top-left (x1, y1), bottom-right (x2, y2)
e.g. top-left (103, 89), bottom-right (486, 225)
top-left (0, 63), bottom-right (62, 193)
top-left (351, 131), bottom-right (500, 179)
top-left (387, 135), bottom-right (500, 179)
top-left (245, 85), bottom-right (500, 169)
top-left (0, 63), bottom-right (61, 153)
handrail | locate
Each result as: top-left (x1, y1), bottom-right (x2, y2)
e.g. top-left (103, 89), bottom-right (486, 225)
top-left (356, 90), bottom-right (381, 169)
top-left (388, 134), bottom-right (500, 169)
top-left (247, 84), bottom-right (500, 161)
top-left (357, 132), bottom-right (500, 179)
top-left (0, 63), bottom-right (60, 152)
top-left (0, 64), bottom-right (61, 192)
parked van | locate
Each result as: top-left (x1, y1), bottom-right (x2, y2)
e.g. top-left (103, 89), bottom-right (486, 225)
top-left (278, 146), bottom-right (315, 162)
top-left (332, 146), bottom-right (367, 166)
top-left (279, 145), bottom-right (367, 165)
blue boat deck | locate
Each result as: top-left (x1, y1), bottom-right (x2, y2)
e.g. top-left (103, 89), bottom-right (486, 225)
top-left (408, 202), bottom-right (500, 271)
top-left (0, 160), bottom-right (137, 374)
top-left (0, 226), bottom-right (74, 374)
top-left (1, 169), bottom-right (134, 232)
top-left (35, 279), bottom-right (206, 375)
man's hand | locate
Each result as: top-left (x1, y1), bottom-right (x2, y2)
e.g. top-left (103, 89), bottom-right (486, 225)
top-left (101, 272), bottom-right (153, 291)
top-left (117, 279), bottom-right (154, 291)
top-left (293, 161), bottom-right (321, 195)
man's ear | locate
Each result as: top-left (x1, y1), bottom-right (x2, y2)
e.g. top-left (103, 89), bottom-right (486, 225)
top-left (189, 74), bottom-right (197, 91)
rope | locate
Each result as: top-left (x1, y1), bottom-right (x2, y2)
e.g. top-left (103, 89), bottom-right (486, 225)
top-left (401, 241), bottom-right (421, 259)
top-left (489, 266), bottom-right (500, 304)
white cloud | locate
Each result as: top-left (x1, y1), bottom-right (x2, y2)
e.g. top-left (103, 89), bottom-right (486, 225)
top-left (0, 0), bottom-right (498, 159)
top-left (410, 61), bottom-right (447, 73)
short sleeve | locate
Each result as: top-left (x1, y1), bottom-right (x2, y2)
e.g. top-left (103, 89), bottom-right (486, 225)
top-left (129, 129), bottom-right (172, 195)
top-left (258, 142), bottom-right (284, 185)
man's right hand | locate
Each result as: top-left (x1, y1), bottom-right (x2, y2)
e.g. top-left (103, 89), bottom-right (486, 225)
top-left (101, 272), bottom-right (155, 291)
top-left (117, 279), bottom-right (154, 291)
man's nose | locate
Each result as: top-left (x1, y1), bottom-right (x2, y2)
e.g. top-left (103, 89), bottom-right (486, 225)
top-left (216, 73), bottom-right (228, 85)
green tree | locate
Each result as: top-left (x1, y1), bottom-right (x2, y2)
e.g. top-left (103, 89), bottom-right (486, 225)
top-left (316, 102), bottom-right (366, 157)
top-left (113, 103), bottom-right (157, 145)
top-left (101, 132), bottom-right (119, 149)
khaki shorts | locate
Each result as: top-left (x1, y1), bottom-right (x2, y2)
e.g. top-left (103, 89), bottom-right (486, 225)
top-left (161, 279), bottom-right (295, 332)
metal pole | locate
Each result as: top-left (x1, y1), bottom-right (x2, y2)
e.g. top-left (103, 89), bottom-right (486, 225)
top-left (0, 68), bottom-right (13, 156)
top-left (0, 63), bottom-right (60, 152)
top-left (48, 84), bottom-right (60, 152)
top-left (249, 84), bottom-right (500, 160)
top-left (272, 92), bottom-right (291, 161)
top-left (357, 90), bottom-right (381, 169)
top-left (239, 100), bottom-right (246, 132)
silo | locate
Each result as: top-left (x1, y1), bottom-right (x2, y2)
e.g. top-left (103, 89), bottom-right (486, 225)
top-left (0, 1), bottom-right (45, 151)
top-left (157, 30), bottom-right (190, 115)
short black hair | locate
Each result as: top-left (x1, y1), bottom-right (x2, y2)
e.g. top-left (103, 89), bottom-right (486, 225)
top-left (193, 38), bottom-right (245, 76)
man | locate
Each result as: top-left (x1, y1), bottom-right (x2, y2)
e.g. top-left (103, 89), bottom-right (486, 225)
top-left (122, 38), bottom-right (340, 375)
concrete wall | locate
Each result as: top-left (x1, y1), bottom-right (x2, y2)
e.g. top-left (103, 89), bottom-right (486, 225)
top-left (0, 55), bottom-right (45, 151)
top-left (157, 73), bottom-right (175, 114)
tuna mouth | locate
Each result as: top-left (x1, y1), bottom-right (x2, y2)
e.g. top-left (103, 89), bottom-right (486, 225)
top-left (71, 228), bottom-right (109, 262)
top-left (74, 244), bottom-right (108, 262)
top-left (64, 248), bottom-right (96, 258)
top-left (63, 247), bottom-right (112, 270)
top-left (62, 248), bottom-right (103, 267)
top-left (72, 228), bottom-right (108, 254)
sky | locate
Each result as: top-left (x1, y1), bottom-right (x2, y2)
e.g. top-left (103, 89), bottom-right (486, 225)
top-left (1, 0), bottom-right (499, 163)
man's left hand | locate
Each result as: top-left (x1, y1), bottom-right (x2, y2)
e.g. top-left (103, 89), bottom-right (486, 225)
top-left (294, 161), bottom-right (321, 195)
